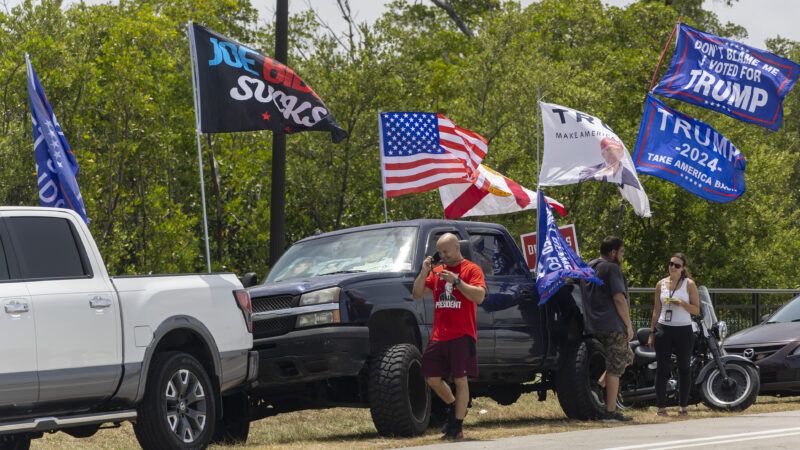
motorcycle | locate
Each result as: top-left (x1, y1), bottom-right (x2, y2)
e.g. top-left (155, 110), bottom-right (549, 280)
top-left (617, 286), bottom-right (760, 411)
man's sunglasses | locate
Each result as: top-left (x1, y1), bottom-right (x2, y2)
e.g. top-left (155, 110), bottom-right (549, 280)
top-left (668, 261), bottom-right (683, 269)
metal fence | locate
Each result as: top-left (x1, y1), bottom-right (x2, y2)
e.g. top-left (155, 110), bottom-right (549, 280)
top-left (628, 287), bottom-right (800, 334)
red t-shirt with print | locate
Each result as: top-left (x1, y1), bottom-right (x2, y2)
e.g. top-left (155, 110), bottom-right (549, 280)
top-left (425, 259), bottom-right (486, 342)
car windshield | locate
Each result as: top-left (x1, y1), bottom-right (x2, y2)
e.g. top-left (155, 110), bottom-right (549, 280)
top-left (265, 227), bottom-right (417, 283)
top-left (767, 295), bottom-right (800, 323)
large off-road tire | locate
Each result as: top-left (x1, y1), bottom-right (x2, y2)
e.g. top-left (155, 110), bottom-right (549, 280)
top-left (554, 340), bottom-right (606, 420)
top-left (368, 343), bottom-right (431, 436)
top-left (701, 361), bottom-right (759, 411)
top-left (211, 391), bottom-right (250, 444)
top-left (134, 352), bottom-right (217, 450)
top-left (0, 434), bottom-right (30, 450)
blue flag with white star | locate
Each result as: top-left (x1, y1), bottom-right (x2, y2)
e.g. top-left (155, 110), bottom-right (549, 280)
top-left (26, 55), bottom-right (88, 223)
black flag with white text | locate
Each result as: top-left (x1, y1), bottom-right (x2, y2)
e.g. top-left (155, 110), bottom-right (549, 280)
top-left (189, 23), bottom-right (347, 142)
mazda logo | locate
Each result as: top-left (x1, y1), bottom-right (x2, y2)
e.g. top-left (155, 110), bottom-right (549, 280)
top-left (743, 348), bottom-right (755, 359)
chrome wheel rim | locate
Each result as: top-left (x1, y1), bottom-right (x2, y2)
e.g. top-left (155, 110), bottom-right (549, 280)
top-left (705, 364), bottom-right (751, 407)
top-left (165, 368), bottom-right (207, 443)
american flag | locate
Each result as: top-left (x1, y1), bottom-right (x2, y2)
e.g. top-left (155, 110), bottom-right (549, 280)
top-left (379, 112), bottom-right (488, 197)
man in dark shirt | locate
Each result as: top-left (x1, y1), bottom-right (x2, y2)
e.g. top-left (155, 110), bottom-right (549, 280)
top-left (584, 236), bottom-right (634, 422)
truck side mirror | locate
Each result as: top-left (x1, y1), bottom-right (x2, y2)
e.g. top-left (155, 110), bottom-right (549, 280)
top-left (761, 313), bottom-right (770, 323)
top-left (242, 272), bottom-right (259, 288)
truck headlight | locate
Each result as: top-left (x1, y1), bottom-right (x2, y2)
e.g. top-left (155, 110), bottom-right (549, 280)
top-left (296, 310), bottom-right (341, 328)
top-left (299, 287), bottom-right (341, 306)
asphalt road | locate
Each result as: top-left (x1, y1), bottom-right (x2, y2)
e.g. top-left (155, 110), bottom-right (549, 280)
top-left (402, 410), bottom-right (800, 450)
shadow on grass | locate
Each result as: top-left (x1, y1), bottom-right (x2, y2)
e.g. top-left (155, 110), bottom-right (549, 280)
top-left (255, 416), bottom-right (588, 445)
top-left (474, 416), bottom-right (590, 429)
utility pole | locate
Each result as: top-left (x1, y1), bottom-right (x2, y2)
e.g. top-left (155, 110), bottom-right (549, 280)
top-left (269, 0), bottom-right (288, 267)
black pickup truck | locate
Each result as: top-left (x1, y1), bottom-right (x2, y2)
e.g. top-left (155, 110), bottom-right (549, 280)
top-left (244, 219), bottom-right (605, 436)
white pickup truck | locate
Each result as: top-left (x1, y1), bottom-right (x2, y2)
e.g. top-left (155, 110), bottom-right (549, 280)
top-left (0, 207), bottom-right (257, 450)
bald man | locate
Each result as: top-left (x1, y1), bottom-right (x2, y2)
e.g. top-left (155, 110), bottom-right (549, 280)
top-left (412, 233), bottom-right (486, 441)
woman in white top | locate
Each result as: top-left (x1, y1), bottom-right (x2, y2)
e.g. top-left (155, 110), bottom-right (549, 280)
top-left (647, 253), bottom-right (700, 417)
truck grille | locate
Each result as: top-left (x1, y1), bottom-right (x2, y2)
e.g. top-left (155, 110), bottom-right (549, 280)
top-left (251, 295), bottom-right (297, 313)
top-left (251, 294), bottom-right (298, 339)
top-left (253, 316), bottom-right (296, 339)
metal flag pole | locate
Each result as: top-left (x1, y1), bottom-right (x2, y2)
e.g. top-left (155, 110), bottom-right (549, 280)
top-left (187, 21), bottom-right (212, 273)
top-left (269, 0), bottom-right (289, 267)
top-left (649, 17), bottom-right (681, 92)
top-left (535, 87), bottom-right (542, 183)
top-left (378, 111), bottom-right (389, 223)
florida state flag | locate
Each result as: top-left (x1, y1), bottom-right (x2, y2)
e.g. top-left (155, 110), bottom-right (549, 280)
top-left (439, 164), bottom-right (566, 219)
top-left (189, 23), bottom-right (346, 142)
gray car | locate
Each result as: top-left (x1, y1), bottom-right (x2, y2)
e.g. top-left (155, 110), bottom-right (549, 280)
top-left (723, 295), bottom-right (800, 395)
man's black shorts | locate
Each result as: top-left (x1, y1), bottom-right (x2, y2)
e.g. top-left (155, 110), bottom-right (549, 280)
top-left (421, 335), bottom-right (478, 379)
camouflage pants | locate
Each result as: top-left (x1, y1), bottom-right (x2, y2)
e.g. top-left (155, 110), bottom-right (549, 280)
top-left (595, 331), bottom-right (634, 377)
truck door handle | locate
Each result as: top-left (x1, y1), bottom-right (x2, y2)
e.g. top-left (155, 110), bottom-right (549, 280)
top-left (89, 297), bottom-right (112, 309)
top-left (4, 300), bottom-right (30, 314)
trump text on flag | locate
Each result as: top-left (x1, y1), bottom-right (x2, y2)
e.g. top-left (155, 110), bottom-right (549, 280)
top-left (634, 94), bottom-right (746, 203)
top-left (654, 23), bottom-right (800, 131)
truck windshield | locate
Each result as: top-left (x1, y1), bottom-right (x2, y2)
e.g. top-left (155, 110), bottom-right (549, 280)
top-left (265, 227), bottom-right (417, 283)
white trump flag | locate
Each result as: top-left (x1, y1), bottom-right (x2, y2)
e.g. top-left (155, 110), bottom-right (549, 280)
top-left (539, 101), bottom-right (651, 217)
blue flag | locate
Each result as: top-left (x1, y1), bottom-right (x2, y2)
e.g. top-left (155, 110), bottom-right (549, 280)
top-left (633, 94), bottom-right (746, 203)
top-left (26, 55), bottom-right (88, 223)
top-left (535, 191), bottom-right (601, 305)
top-left (654, 23), bottom-right (800, 131)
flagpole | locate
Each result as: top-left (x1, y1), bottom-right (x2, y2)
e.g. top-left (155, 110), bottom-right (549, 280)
top-left (188, 21), bottom-right (213, 273)
top-left (535, 88), bottom-right (543, 280)
top-left (535, 88), bottom-right (542, 181)
top-left (648, 17), bottom-right (681, 92)
top-left (378, 111), bottom-right (389, 223)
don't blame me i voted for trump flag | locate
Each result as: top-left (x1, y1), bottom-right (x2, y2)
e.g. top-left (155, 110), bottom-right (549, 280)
top-left (654, 23), bottom-right (800, 131)
top-left (539, 102), bottom-right (651, 217)
top-left (26, 55), bottom-right (88, 223)
top-left (634, 94), bottom-right (746, 203)
top-left (189, 23), bottom-right (347, 142)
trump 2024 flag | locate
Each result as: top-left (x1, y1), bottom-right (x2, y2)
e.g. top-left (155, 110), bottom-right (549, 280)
top-left (439, 164), bottom-right (566, 219)
top-left (539, 101), bottom-right (651, 217)
top-left (634, 94), bottom-right (746, 203)
top-left (535, 190), bottom-right (601, 305)
top-left (26, 55), bottom-right (88, 223)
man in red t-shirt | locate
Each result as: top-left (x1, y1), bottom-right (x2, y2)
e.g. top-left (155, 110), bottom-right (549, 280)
top-left (412, 233), bottom-right (486, 440)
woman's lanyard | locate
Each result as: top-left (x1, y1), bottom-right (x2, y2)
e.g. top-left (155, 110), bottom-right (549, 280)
top-left (665, 276), bottom-right (683, 322)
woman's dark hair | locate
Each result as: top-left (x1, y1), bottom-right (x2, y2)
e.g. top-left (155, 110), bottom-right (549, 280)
top-left (672, 252), bottom-right (693, 279)
top-left (600, 236), bottom-right (624, 256)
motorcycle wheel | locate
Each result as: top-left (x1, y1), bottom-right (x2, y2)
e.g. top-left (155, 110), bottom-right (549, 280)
top-left (700, 362), bottom-right (759, 411)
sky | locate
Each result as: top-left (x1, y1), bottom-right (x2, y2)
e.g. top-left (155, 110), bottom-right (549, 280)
top-left (252, 0), bottom-right (800, 51)
top-left (4, 0), bottom-right (799, 51)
